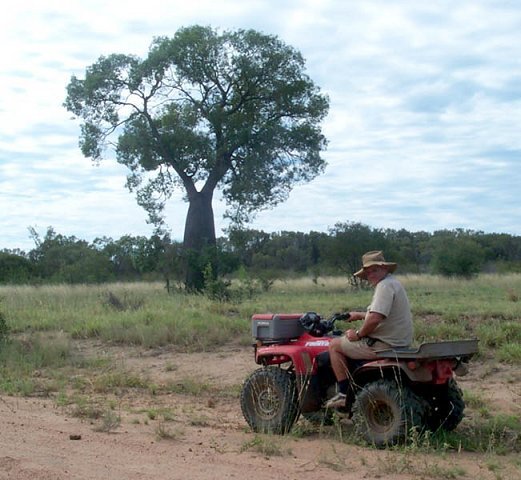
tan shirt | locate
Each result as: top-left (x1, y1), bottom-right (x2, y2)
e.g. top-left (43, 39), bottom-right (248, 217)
top-left (367, 274), bottom-right (413, 347)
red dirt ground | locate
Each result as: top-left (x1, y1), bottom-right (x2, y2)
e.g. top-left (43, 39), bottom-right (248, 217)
top-left (0, 343), bottom-right (520, 480)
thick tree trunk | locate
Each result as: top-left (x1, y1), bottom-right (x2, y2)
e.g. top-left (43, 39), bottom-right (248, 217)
top-left (183, 190), bottom-right (217, 291)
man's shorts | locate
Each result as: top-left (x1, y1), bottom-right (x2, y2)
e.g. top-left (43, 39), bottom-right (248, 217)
top-left (339, 336), bottom-right (390, 359)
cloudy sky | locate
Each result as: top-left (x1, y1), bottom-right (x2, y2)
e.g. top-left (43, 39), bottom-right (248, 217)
top-left (1, 0), bottom-right (520, 251)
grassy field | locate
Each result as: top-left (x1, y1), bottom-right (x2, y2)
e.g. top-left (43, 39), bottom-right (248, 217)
top-left (0, 274), bottom-right (520, 460)
top-left (1, 274), bottom-right (520, 354)
top-left (1, 273), bottom-right (520, 394)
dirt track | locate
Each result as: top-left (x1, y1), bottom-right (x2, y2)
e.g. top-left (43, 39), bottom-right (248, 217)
top-left (0, 344), bottom-right (520, 480)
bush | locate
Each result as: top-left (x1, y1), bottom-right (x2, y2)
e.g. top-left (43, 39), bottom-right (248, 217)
top-left (0, 252), bottom-right (33, 284)
top-left (430, 237), bottom-right (485, 277)
top-left (203, 263), bottom-right (232, 302)
top-left (0, 311), bottom-right (9, 341)
top-left (0, 297), bottom-right (9, 341)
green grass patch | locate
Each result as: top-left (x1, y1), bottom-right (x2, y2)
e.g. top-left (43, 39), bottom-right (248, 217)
top-left (62, 394), bottom-right (106, 420)
top-left (93, 409), bottom-right (122, 433)
top-left (1, 274), bottom-right (521, 399)
top-left (463, 389), bottom-right (491, 418)
top-left (240, 434), bottom-right (291, 456)
top-left (155, 421), bottom-right (184, 441)
top-left (164, 377), bottom-right (212, 396)
top-left (497, 342), bottom-right (521, 363)
top-left (139, 407), bottom-right (176, 421)
top-left (430, 414), bottom-right (521, 454)
top-left (0, 333), bottom-right (81, 395)
top-left (92, 369), bottom-right (152, 393)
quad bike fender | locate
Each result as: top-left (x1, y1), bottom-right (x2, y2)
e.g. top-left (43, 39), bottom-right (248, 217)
top-left (353, 358), bottom-right (457, 384)
top-left (296, 351), bottom-right (337, 413)
top-left (255, 344), bottom-right (321, 375)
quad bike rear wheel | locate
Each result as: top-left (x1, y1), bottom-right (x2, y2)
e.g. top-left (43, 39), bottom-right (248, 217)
top-left (426, 378), bottom-right (465, 432)
top-left (240, 367), bottom-right (300, 435)
top-left (352, 379), bottom-right (426, 447)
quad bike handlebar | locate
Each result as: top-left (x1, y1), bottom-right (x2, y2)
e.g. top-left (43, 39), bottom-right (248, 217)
top-left (299, 311), bottom-right (350, 337)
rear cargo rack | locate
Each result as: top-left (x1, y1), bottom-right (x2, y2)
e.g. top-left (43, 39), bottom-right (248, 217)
top-left (375, 339), bottom-right (479, 360)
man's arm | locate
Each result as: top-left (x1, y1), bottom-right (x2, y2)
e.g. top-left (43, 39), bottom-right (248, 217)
top-left (346, 311), bottom-right (385, 341)
top-left (347, 311), bottom-right (365, 321)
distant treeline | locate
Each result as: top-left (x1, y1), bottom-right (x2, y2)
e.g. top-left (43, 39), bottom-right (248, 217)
top-left (1, 223), bottom-right (520, 285)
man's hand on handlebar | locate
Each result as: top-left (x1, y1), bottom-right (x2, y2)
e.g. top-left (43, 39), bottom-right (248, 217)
top-left (345, 329), bottom-right (360, 342)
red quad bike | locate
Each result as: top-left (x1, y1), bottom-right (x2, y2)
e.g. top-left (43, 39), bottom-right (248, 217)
top-left (240, 312), bottom-right (479, 447)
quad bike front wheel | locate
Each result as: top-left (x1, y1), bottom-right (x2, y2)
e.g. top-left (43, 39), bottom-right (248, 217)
top-left (352, 379), bottom-right (427, 447)
top-left (240, 367), bottom-right (300, 435)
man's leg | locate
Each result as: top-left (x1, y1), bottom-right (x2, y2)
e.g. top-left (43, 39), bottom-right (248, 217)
top-left (326, 338), bottom-right (380, 408)
top-left (330, 337), bottom-right (348, 380)
top-left (325, 338), bottom-right (351, 408)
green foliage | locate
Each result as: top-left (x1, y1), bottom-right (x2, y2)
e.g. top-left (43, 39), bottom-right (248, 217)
top-left (430, 235), bottom-right (485, 277)
top-left (0, 250), bottom-right (33, 284)
top-left (97, 234), bottom-right (172, 280)
top-left (0, 309), bottom-right (9, 342)
top-left (28, 227), bottom-right (114, 284)
top-left (201, 262), bottom-right (273, 303)
top-left (2, 225), bottom-right (521, 285)
top-left (325, 222), bottom-right (388, 275)
top-left (203, 263), bottom-right (232, 302)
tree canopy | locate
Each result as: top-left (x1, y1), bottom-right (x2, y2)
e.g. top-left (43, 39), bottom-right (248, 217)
top-left (64, 25), bottom-right (329, 289)
top-left (2, 225), bottom-right (520, 286)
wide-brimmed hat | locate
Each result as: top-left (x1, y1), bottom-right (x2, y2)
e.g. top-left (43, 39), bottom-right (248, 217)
top-left (354, 250), bottom-right (397, 279)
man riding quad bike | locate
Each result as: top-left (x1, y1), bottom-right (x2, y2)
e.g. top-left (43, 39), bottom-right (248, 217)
top-left (240, 311), bottom-right (478, 447)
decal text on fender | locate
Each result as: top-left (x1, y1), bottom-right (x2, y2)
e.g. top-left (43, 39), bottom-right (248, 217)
top-left (304, 340), bottom-right (329, 347)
